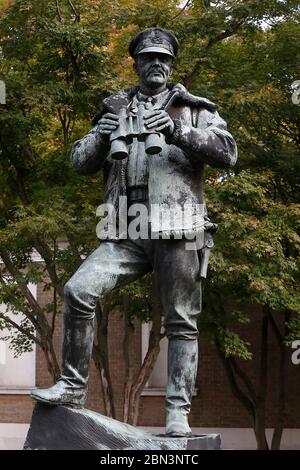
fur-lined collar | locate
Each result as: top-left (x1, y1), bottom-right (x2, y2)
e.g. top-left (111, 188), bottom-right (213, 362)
top-left (92, 83), bottom-right (217, 125)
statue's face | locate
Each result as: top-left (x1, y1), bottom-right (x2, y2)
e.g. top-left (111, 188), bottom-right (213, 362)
top-left (134, 52), bottom-right (173, 90)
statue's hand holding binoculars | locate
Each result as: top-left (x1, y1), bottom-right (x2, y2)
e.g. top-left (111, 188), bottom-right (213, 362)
top-left (98, 110), bottom-right (174, 136)
top-left (143, 109), bottom-right (174, 136)
top-left (97, 108), bottom-right (174, 160)
top-left (98, 113), bottom-right (120, 135)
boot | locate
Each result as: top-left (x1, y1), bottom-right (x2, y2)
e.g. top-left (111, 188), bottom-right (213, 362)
top-left (31, 313), bottom-right (94, 408)
top-left (165, 338), bottom-right (198, 437)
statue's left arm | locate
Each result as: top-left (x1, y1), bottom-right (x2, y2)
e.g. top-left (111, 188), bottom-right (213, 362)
top-left (167, 108), bottom-right (238, 169)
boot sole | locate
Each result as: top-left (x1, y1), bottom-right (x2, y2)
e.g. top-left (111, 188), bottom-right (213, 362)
top-left (31, 394), bottom-right (84, 409)
top-left (165, 432), bottom-right (193, 438)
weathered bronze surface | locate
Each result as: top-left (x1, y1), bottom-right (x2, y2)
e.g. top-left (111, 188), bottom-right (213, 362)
top-left (31, 27), bottom-right (237, 439)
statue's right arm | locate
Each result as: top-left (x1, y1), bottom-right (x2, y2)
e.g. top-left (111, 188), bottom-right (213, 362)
top-left (70, 125), bottom-right (110, 175)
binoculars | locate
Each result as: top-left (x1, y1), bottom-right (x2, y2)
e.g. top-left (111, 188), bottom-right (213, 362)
top-left (109, 103), bottom-right (164, 160)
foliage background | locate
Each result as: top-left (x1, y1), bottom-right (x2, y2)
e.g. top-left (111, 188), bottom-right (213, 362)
top-left (0, 0), bottom-right (299, 449)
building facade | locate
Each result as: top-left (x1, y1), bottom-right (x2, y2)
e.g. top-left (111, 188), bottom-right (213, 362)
top-left (0, 275), bottom-right (300, 449)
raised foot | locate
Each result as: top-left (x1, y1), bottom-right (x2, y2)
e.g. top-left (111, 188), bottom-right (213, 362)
top-left (30, 381), bottom-right (86, 408)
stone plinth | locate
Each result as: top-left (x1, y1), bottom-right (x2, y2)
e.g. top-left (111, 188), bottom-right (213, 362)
top-left (24, 403), bottom-right (221, 450)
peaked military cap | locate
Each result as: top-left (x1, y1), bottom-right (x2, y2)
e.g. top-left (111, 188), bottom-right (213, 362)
top-left (129, 27), bottom-right (179, 58)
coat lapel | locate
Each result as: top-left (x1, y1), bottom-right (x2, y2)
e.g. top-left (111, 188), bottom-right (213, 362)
top-left (92, 83), bottom-right (217, 125)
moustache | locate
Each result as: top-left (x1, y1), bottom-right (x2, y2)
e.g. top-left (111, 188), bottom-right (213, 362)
top-left (148, 68), bottom-right (165, 76)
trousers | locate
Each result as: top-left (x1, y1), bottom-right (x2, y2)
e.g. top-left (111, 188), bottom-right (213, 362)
top-left (64, 235), bottom-right (202, 340)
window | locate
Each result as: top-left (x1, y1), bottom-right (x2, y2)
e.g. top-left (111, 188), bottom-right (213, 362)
top-left (0, 283), bottom-right (36, 394)
top-left (141, 323), bottom-right (198, 397)
top-left (141, 323), bottom-right (167, 395)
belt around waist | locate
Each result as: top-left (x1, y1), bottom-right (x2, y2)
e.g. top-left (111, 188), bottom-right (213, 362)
top-left (127, 187), bottom-right (148, 202)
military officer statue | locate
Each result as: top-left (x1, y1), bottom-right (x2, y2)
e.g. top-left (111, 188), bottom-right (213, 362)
top-left (31, 28), bottom-right (237, 437)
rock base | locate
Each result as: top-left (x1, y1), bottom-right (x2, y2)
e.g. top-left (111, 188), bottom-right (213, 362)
top-left (24, 403), bottom-right (221, 450)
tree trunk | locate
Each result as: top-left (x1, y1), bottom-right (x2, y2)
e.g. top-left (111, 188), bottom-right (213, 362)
top-left (123, 293), bottom-right (135, 423)
top-left (270, 343), bottom-right (287, 450)
top-left (127, 284), bottom-right (164, 426)
top-left (92, 344), bottom-right (114, 417)
top-left (253, 307), bottom-right (269, 450)
top-left (41, 335), bottom-right (60, 382)
top-left (270, 311), bottom-right (289, 450)
top-left (93, 301), bottom-right (115, 418)
top-left (127, 324), bottom-right (163, 425)
top-left (254, 406), bottom-right (269, 450)
top-left (214, 306), bottom-right (271, 450)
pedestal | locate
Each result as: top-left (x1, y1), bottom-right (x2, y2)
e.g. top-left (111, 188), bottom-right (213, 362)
top-left (24, 403), bottom-right (221, 450)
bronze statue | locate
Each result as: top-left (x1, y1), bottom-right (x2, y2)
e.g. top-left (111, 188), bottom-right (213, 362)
top-left (31, 28), bottom-right (237, 437)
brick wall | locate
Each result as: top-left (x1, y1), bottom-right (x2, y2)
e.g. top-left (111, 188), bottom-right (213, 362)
top-left (0, 284), bottom-right (299, 429)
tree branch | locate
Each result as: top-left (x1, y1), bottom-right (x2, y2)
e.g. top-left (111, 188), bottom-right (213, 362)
top-left (172, 0), bottom-right (191, 20)
top-left (20, 143), bottom-right (36, 164)
top-left (230, 357), bottom-right (257, 404)
top-left (0, 312), bottom-right (42, 347)
top-left (65, 236), bottom-right (84, 270)
top-left (67, 0), bottom-right (80, 22)
top-left (55, 0), bottom-right (63, 22)
top-left (0, 250), bottom-right (49, 333)
top-left (33, 237), bottom-right (64, 299)
top-left (0, 272), bottom-right (42, 332)
top-left (268, 311), bottom-right (283, 344)
top-left (0, 186), bottom-right (66, 300)
top-left (183, 17), bottom-right (246, 88)
top-left (206, 18), bottom-right (245, 49)
top-left (215, 340), bottom-right (255, 419)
